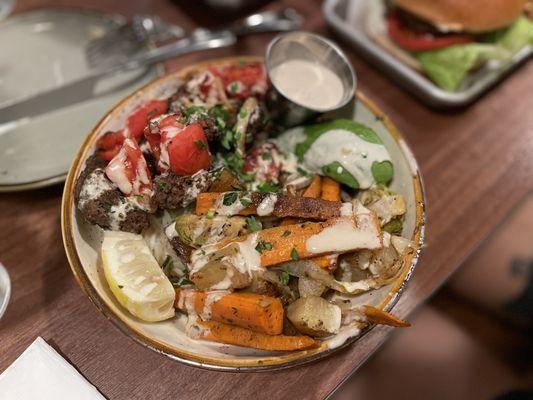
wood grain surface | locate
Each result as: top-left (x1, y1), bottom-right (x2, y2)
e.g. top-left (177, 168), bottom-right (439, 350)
top-left (1, 1), bottom-right (532, 399)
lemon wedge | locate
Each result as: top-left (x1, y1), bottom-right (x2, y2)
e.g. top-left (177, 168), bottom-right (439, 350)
top-left (101, 231), bottom-right (175, 322)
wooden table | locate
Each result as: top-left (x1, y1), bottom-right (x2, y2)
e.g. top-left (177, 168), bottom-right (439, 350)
top-left (1, 1), bottom-right (532, 399)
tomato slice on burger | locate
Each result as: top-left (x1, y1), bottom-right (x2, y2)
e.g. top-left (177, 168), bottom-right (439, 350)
top-left (105, 138), bottom-right (152, 197)
top-left (387, 12), bottom-right (473, 52)
top-left (125, 100), bottom-right (168, 141)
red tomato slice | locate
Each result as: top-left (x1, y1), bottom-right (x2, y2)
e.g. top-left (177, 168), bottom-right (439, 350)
top-left (210, 63), bottom-right (268, 99)
top-left (96, 131), bottom-right (125, 161)
top-left (387, 12), bottom-right (473, 52)
top-left (105, 138), bottom-right (152, 196)
top-left (125, 100), bottom-right (168, 141)
top-left (165, 123), bottom-right (212, 176)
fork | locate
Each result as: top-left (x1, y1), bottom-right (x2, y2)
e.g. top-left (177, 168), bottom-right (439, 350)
top-left (86, 15), bottom-right (185, 69)
top-left (86, 8), bottom-right (304, 69)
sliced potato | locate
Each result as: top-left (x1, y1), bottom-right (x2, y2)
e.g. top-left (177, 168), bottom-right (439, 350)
top-left (175, 214), bottom-right (246, 248)
top-left (287, 296), bottom-right (341, 338)
top-left (189, 243), bottom-right (252, 290)
top-left (298, 277), bottom-right (325, 298)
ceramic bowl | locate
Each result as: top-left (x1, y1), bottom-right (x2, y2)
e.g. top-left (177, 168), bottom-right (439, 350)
top-left (61, 56), bottom-right (425, 371)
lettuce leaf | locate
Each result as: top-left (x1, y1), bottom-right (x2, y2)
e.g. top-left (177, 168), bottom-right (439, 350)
top-left (415, 16), bottom-right (533, 91)
top-left (416, 44), bottom-right (508, 91)
top-left (497, 15), bottom-right (533, 53)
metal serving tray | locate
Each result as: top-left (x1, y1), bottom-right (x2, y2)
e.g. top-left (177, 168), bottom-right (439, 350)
top-left (323, 0), bottom-right (532, 108)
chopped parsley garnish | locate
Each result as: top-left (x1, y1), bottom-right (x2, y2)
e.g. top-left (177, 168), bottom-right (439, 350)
top-left (101, 203), bottom-right (112, 212)
top-left (239, 196), bottom-right (251, 206)
top-left (246, 216), bottom-right (262, 232)
top-left (229, 82), bottom-right (239, 93)
top-left (206, 209), bottom-right (215, 219)
top-left (177, 277), bottom-right (193, 286)
top-left (184, 106), bottom-right (207, 122)
top-left (257, 181), bottom-right (280, 193)
top-left (223, 192), bottom-right (238, 206)
top-left (194, 140), bottom-right (207, 149)
top-left (290, 247), bottom-right (299, 261)
top-left (255, 241), bottom-right (273, 253)
top-left (242, 172), bottom-right (256, 182)
top-left (118, 285), bottom-right (124, 289)
top-left (261, 152), bottom-right (271, 161)
top-left (161, 255), bottom-right (173, 271)
top-left (280, 268), bottom-right (290, 285)
top-left (220, 129), bottom-right (235, 150)
top-left (297, 166), bottom-right (311, 177)
top-left (282, 230), bottom-right (291, 237)
top-left (156, 182), bottom-right (167, 191)
top-left (239, 108), bottom-right (248, 119)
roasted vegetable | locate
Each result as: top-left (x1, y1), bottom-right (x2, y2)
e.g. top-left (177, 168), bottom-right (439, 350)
top-left (175, 289), bottom-right (284, 335)
top-left (287, 296), bottom-right (341, 338)
top-left (193, 320), bottom-right (319, 351)
top-left (189, 242), bottom-right (253, 290)
top-left (298, 277), bottom-right (325, 298)
top-left (174, 214), bottom-right (246, 248)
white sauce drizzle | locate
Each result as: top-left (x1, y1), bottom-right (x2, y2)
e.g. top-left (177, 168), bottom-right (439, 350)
top-left (78, 169), bottom-right (116, 210)
top-left (271, 59), bottom-right (344, 110)
top-left (200, 290), bottom-right (230, 320)
top-left (303, 129), bottom-right (391, 189)
top-left (189, 233), bottom-right (262, 290)
top-left (214, 194), bottom-right (247, 216)
top-left (256, 194), bottom-right (278, 216)
top-left (306, 207), bottom-right (382, 254)
top-left (326, 325), bottom-right (361, 349)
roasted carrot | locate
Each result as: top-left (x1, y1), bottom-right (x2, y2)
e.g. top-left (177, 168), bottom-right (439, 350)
top-left (175, 289), bottom-right (284, 335)
top-left (321, 177), bottom-right (341, 201)
top-left (213, 215), bottom-right (382, 267)
top-left (195, 192), bottom-right (342, 220)
top-left (362, 305), bottom-right (411, 328)
top-left (195, 320), bottom-right (319, 351)
top-left (303, 175), bottom-right (322, 198)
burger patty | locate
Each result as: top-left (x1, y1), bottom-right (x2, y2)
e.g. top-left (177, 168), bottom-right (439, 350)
top-left (74, 155), bottom-right (150, 233)
top-left (153, 169), bottom-right (214, 210)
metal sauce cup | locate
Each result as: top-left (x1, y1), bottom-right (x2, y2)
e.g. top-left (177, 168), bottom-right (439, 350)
top-left (265, 31), bottom-right (356, 126)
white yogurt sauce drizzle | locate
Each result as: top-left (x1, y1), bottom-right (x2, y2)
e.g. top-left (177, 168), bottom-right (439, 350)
top-left (303, 129), bottom-right (391, 189)
top-left (271, 59), bottom-right (344, 110)
top-left (256, 193), bottom-right (278, 216)
top-left (214, 194), bottom-right (247, 216)
top-left (189, 233), bottom-right (263, 290)
top-left (306, 204), bottom-right (382, 254)
top-left (200, 290), bottom-right (230, 320)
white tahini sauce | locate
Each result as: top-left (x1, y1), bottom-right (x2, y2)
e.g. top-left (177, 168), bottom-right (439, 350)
top-left (303, 129), bottom-right (391, 189)
top-left (256, 194), bottom-right (278, 216)
top-left (214, 193), bottom-right (247, 216)
top-left (326, 325), bottom-right (361, 349)
top-left (189, 233), bottom-right (263, 290)
top-left (271, 59), bottom-right (344, 110)
top-left (200, 290), bottom-right (230, 320)
top-left (306, 205), bottom-right (382, 254)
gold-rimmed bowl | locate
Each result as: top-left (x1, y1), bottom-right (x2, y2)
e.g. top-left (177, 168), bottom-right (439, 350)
top-left (61, 56), bottom-right (425, 371)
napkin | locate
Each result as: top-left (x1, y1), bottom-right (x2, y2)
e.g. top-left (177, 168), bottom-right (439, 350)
top-left (0, 337), bottom-right (105, 400)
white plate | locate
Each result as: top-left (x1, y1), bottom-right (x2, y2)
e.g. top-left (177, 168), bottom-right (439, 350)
top-left (62, 57), bottom-right (426, 371)
top-left (0, 9), bottom-right (161, 191)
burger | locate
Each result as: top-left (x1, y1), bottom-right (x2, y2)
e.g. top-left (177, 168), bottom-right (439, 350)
top-left (364, 0), bottom-right (533, 91)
